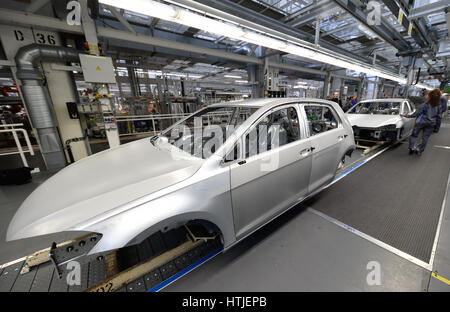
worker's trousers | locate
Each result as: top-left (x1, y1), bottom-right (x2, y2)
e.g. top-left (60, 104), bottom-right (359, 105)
top-left (409, 123), bottom-right (434, 153)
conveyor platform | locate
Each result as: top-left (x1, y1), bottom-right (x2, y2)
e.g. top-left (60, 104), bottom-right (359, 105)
top-left (307, 127), bottom-right (450, 264)
top-left (0, 227), bottom-right (222, 292)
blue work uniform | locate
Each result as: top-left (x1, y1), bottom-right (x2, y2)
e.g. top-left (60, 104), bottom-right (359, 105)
top-left (434, 97), bottom-right (448, 132)
top-left (350, 100), bottom-right (357, 112)
top-left (405, 103), bottom-right (441, 153)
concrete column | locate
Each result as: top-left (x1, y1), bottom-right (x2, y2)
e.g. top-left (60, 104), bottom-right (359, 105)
top-left (323, 72), bottom-right (331, 99)
top-left (247, 46), bottom-right (264, 98)
top-left (331, 76), bottom-right (342, 97)
top-left (357, 77), bottom-right (365, 101)
top-left (127, 62), bottom-right (140, 97)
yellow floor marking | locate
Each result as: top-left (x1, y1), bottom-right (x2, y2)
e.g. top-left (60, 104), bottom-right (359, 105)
top-left (432, 272), bottom-right (450, 286)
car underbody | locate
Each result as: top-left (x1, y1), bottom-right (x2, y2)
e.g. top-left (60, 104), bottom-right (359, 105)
top-left (352, 125), bottom-right (400, 142)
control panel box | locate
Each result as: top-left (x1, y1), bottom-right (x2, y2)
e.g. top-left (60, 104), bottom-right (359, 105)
top-left (79, 54), bottom-right (116, 84)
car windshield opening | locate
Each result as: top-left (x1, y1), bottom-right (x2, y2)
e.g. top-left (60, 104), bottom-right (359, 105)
top-left (349, 102), bottom-right (401, 115)
top-left (157, 106), bottom-right (258, 159)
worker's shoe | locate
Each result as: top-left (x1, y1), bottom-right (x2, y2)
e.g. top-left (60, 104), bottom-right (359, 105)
top-left (415, 150), bottom-right (422, 156)
top-left (408, 148), bottom-right (415, 155)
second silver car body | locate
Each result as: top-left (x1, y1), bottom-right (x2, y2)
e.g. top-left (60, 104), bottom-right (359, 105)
top-left (7, 98), bottom-right (355, 255)
top-left (346, 98), bottom-right (416, 141)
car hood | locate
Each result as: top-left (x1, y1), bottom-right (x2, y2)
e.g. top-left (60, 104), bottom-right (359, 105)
top-left (7, 138), bottom-right (203, 241)
top-left (345, 114), bottom-right (402, 128)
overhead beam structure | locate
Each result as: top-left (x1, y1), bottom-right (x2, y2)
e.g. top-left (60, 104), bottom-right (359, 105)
top-left (0, 8), bottom-right (351, 80)
top-left (408, 1), bottom-right (450, 20)
top-left (380, 0), bottom-right (430, 51)
top-left (333, 0), bottom-right (411, 52)
top-left (166, 0), bottom-right (385, 67)
top-left (25, 0), bottom-right (50, 13)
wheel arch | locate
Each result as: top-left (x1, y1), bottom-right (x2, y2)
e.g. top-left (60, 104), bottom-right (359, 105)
top-left (121, 211), bottom-right (229, 249)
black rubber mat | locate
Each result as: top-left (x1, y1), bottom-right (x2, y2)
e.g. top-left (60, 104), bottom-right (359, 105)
top-left (307, 127), bottom-right (450, 263)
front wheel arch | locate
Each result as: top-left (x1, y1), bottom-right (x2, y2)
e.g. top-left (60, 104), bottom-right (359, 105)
top-left (123, 215), bottom-right (225, 250)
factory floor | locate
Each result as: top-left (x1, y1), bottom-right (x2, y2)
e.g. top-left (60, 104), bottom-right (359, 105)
top-left (1, 118), bottom-right (449, 291)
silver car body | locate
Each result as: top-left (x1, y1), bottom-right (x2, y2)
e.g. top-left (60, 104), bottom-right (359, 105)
top-left (346, 98), bottom-right (416, 141)
top-left (7, 98), bottom-right (355, 255)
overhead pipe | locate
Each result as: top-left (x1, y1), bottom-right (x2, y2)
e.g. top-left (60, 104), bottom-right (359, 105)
top-left (15, 44), bottom-right (80, 170)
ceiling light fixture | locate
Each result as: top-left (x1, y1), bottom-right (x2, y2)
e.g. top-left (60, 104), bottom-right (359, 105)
top-left (224, 75), bottom-right (242, 79)
top-left (99, 0), bottom-right (433, 89)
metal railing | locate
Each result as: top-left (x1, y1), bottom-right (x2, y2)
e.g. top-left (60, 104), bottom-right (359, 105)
top-left (114, 111), bottom-right (234, 137)
top-left (115, 113), bottom-right (191, 137)
top-left (0, 123), bottom-right (40, 173)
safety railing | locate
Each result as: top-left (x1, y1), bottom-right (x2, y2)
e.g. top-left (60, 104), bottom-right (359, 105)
top-left (0, 123), bottom-right (39, 173)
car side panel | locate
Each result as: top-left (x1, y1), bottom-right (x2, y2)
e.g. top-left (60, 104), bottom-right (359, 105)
top-left (82, 162), bottom-right (236, 254)
top-left (300, 102), bottom-right (354, 191)
top-left (230, 139), bottom-right (312, 239)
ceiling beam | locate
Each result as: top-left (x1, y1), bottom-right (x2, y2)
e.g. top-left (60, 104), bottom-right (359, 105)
top-left (333, 0), bottom-right (410, 52)
top-left (409, 1), bottom-right (450, 20)
top-left (25, 0), bottom-right (50, 13)
top-left (380, 0), bottom-right (429, 49)
top-left (288, 2), bottom-right (337, 28)
top-left (168, 0), bottom-right (390, 69)
top-left (106, 5), bottom-right (137, 35)
top-left (0, 8), bottom-right (398, 83)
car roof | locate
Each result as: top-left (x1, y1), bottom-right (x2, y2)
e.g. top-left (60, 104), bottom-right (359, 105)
top-left (208, 97), bottom-right (336, 109)
top-left (359, 98), bottom-right (406, 103)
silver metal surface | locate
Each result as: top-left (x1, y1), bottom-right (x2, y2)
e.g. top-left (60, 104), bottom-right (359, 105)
top-left (7, 98), bottom-right (355, 257)
top-left (346, 99), bottom-right (416, 140)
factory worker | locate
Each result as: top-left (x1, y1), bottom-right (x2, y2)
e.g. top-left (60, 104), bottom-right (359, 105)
top-left (434, 95), bottom-right (448, 133)
top-left (404, 88), bottom-right (442, 156)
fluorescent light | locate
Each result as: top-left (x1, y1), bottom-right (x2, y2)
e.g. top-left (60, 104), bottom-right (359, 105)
top-left (415, 83), bottom-right (433, 90)
top-left (224, 75), bottom-right (242, 79)
top-left (99, 0), bottom-right (433, 88)
top-left (235, 80), bottom-right (248, 83)
top-left (241, 31), bottom-right (288, 50)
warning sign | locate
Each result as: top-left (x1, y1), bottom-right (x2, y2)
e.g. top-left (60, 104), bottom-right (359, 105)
top-left (397, 10), bottom-right (403, 24)
top-left (408, 23), bottom-right (413, 36)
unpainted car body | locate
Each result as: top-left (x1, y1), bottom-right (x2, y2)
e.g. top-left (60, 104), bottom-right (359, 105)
top-left (7, 98), bottom-right (355, 255)
top-left (346, 98), bottom-right (416, 141)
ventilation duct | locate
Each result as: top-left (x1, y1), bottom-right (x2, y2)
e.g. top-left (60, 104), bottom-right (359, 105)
top-left (15, 44), bottom-right (80, 170)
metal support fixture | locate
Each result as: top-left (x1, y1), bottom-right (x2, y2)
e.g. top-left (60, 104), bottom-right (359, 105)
top-left (446, 12), bottom-right (450, 35)
top-left (49, 242), bottom-right (62, 279)
top-left (79, 0), bottom-right (99, 55)
top-left (408, 1), bottom-right (450, 20)
top-left (80, 0), bottom-right (121, 148)
top-left (333, 0), bottom-right (411, 51)
top-left (65, 136), bottom-right (87, 164)
top-left (289, 1), bottom-right (336, 28)
top-left (106, 5), bottom-right (137, 35)
top-left (381, 0), bottom-right (431, 56)
top-left (357, 76), bottom-right (365, 100)
top-left (323, 72), bottom-right (331, 99)
top-left (0, 123), bottom-right (39, 173)
top-left (315, 17), bottom-right (321, 46)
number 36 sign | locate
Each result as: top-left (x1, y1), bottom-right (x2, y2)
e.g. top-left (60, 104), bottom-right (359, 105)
top-left (0, 25), bottom-right (61, 60)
